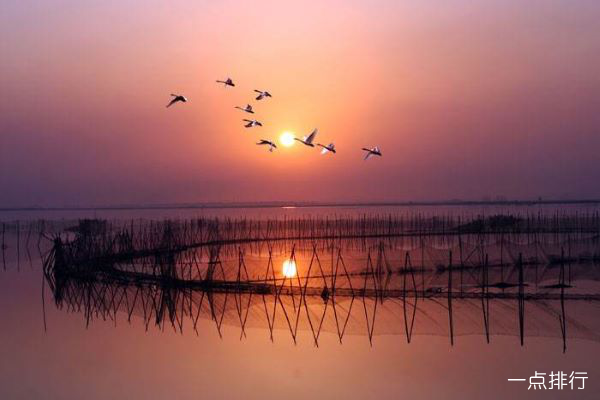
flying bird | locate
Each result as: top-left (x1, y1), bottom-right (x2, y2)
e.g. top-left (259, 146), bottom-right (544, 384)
top-left (216, 77), bottom-right (235, 87)
top-left (294, 129), bottom-right (318, 147)
top-left (362, 146), bottom-right (382, 160)
top-left (166, 94), bottom-right (187, 108)
top-left (235, 104), bottom-right (254, 114)
top-left (243, 119), bottom-right (263, 128)
top-left (317, 143), bottom-right (336, 155)
top-left (254, 90), bottom-right (272, 100)
top-left (257, 139), bottom-right (277, 152)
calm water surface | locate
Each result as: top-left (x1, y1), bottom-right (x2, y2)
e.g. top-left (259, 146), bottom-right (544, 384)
top-left (1, 205), bottom-right (599, 399)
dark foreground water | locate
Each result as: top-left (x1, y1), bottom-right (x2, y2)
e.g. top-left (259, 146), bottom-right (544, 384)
top-left (1, 205), bottom-right (599, 399)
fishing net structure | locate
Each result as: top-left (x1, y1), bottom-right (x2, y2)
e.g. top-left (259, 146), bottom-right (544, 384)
top-left (20, 214), bottom-right (598, 350)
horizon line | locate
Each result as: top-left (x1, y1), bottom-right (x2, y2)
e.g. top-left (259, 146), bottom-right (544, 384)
top-left (1, 198), bottom-right (600, 212)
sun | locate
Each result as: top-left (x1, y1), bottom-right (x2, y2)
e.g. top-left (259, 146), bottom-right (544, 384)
top-left (282, 259), bottom-right (297, 278)
top-left (279, 131), bottom-right (295, 147)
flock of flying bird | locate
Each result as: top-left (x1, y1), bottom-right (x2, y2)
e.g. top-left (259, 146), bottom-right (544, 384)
top-left (166, 77), bottom-right (383, 160)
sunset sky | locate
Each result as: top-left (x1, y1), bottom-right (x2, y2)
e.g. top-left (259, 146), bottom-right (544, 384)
top-left (1, 0), bottom-right (600, 207)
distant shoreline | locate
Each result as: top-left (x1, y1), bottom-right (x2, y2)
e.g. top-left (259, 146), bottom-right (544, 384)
top-left (1, 199), bottom-right (600, 212)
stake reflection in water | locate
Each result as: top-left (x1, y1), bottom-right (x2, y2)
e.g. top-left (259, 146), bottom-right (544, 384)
top-left (282, 259), bottom-right (297, 278)
top-left (3, 215), bottom-right (598, 348)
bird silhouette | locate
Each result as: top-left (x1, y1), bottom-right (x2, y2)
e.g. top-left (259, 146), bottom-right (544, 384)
top-left (362, 146), bottom-right (382, 160)
top-left (317, 143), bottom-right (336, 155)
top-left (294, 129), bottom-right (318, 147)
top-left (216, 77), bottom-right (235, 87)
top-left (235, 104), bottom-right (254, 114)
top-left (243, 119), bottom-right (263, 128)
top-left (254, 90), bottom-right (272, 100)
top-left (257, 139), bottom-right (277, 152)
top-left (166, 94), bottom-right (187, 108)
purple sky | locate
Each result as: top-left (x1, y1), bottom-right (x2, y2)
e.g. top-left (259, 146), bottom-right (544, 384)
top-left (1, 0), bottom-right (600, 207)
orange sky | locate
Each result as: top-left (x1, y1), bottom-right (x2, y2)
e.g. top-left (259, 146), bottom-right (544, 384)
top-left (1, 0), bottom-right (600, 206)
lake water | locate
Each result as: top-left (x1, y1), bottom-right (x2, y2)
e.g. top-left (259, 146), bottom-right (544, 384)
top-left (1, 205), bottom-right (599, 399)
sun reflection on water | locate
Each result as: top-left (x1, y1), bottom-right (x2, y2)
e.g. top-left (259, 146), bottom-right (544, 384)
top-left (282, 259), bottom-right (297, 278)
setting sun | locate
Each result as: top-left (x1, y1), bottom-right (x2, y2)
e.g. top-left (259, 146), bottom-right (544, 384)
top-left (282, 259), bottom-right (297, 278)
top-left (279, 131), bottom-right (295, 147)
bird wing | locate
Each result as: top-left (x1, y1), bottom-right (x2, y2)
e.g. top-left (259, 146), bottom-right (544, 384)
top-left (364, 151), bottom-right (374, 160)
top-left (166, 98), bottom-right (178, 108)
top-left (243, 119), bottom-right (252, 122)
top-left (306, 129), bottom-right (317, 144)
top-left (255, 94), bottom-right (263, 100)
top-left (320, 147), bottom-right (329, 155)
top-left (254, 89), bottom-right (262, 93)
top-left (257, 140), bottom-right (268, 145)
